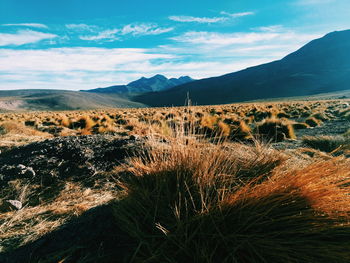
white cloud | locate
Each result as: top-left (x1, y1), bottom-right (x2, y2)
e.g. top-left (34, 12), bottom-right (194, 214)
top-left (0, 47), bottom-right (178, 90)
top-left (169, 15), bottom-right (227, 23)
top-left (121, 23), bottom-right (174, 36)
top-left (170, 31), bottom-right (320, 47)
top-left (65, 23), bottom-right (97, 31)
top-left (0, 48), bottom-right (175, 72)
top-left (0, 28), bottom-right (325, 90)
top-left (220, 11), bottom-right (254, 18)
top-left (79, 29), bottom-right (119, 41)
top-left (2, 23), bottom-right (48, 29)
top-left (0, 30), bottom-right (57, 46)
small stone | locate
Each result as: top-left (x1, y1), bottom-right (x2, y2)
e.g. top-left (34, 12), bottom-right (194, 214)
top-left (0, 200), bottom-right (22, 212)
top-left (24, 167), bottom-right (36, 177)
top-left (7, 200), bottom-right (22, 210)
top-left (16, 164), bottom-right (26, 170)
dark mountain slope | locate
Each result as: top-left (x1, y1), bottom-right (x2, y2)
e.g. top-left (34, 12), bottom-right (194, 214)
top-left (134, 30), bottom-right (350, 106)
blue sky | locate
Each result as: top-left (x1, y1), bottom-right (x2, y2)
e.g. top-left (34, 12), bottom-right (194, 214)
top-left (0, 0), bottom-right (349, 90)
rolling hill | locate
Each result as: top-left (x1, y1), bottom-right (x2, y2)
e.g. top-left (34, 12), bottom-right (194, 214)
top-left (0, 90), bottom-right (145, 111)
top-left (134, 29), bottom-right (350, 106)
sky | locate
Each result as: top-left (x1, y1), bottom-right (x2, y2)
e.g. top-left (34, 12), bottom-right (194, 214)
top-left (0, 0), bottom-right (349, 90)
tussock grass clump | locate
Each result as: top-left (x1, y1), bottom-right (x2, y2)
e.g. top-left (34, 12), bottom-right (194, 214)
top-left (305, 117), bottom-right (322, 127)
top-left (69, 116), bottom-right (95, 130)
top-left (255, 118), bottom-right (296, 142)
top-left (198, 114), bottom-right (230, 138)
top-left (312, 112), bottom-right (329, 121)
top-left (253, 110), bottom-right (273, 122)
top-left (292, 122), bottom-right (309, 130)
top-left (200, 114), bottom-right (218, 130)
top-left (58, 115), bottom-right (71, 127)
top-left (338, 109), bottom-right (350, 120)
top-left (24, 120), bottom-right (37, 127)
top-left (302, 135), bottom-right (350, 154)
top-left (276, 111), bottom-right (290, 119)
top-left (217, 121), bottom-right (230, 137)
top-left (113, 139), bottom-right (350, 262)
top-left (229, 120), bottom-right (252, 140)
top-left (0, 121), bottom-right (48, 137)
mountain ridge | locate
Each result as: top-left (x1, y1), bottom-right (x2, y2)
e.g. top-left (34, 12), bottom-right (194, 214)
top-left (82, 74), bottom-right (194, 94)
top-left (133, 29), bottom-right (350, 106)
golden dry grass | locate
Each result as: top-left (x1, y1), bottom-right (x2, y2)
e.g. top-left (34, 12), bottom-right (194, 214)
top-left (0, 99), bottom-right (350, 261)
top-left (0, 99), bottom-right (347, 143)
top-left (0, 181), bottom-right (119, 253)
top-left (112, 136), bottom-right (350, 262)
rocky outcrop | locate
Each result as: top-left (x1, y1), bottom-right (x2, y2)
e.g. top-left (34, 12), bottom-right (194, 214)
top-left (0, 135), bottom-right (144, 203)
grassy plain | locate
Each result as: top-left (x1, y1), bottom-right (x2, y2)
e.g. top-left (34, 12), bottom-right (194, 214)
top-left (1, 99), bottom-right (350, 262)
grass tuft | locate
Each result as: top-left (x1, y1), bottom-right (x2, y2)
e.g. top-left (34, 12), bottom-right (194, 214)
top-left (113, 139), bottom-right (350, 262)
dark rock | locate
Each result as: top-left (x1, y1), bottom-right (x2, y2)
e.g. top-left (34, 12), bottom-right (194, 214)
top-left (0, 135), bottom-right (145, 200)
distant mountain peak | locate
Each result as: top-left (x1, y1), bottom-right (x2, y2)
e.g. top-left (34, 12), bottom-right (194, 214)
top-left (153, 74), bottom-right (167, 79)
top-left (83, 75), bottom-right (194, 94)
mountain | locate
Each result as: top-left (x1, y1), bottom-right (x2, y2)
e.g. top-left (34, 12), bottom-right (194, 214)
top-left (83, 74), bottom-right (193, 94)
top-left (134, 30), bottom-right (350, 106)
top-left (0, 90), bottom-right (145, 111)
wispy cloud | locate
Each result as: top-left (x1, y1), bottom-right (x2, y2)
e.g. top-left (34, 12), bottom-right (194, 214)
top-left (171, 30), bottom-right (321, 47)
top-left (169, 15), bottom-right (227, 23)
top-left (78, 23), bottom-right (173, 41)
top-left (65, 23), bottom-right (97, 31)
top-left (0, 30), bottom-right (57, 46)
top-left (2, 23), bottom-right (48, 29)
top-left (220, 11), bottom-right (255, 18)
top-left (79, 29), bottom-right (119, 41)
top-left (294, 0), bottom-right (335, 5)
top-left (254, 25), bottom-right (284, 32)
top-left (121, 23), bottom-right (174, 36)
top-left (171, 31), bottom-right (281, 45)
top-left (169, 11), bottom-right (254, 24)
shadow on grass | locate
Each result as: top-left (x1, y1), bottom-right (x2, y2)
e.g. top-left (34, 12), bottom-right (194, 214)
top-left (0, 203), bottom-right (136, 263)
